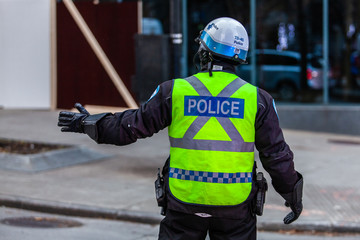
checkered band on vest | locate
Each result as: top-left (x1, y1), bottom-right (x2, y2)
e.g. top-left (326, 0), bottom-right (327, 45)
top-left (169, 167), bottom-right (252, 184)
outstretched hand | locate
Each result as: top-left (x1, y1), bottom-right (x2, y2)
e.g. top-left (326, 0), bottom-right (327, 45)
top-left (58, 103), bottom-right (89, 133)
top-left (74, 102), bottom-right (90, 115)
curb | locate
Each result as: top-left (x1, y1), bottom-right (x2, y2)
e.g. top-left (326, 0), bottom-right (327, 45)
top-left (1, 194), bottom-right (360, 234)
top-left (0, 194), bottom-right (163, 225)
top-left (257, 221), bottom-right (360, 234)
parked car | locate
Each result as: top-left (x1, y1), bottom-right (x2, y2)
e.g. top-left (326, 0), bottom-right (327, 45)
top-left (236, 49), bottom-right (335, 100)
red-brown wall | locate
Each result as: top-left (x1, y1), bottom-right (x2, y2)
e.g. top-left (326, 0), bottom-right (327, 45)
top-left (57, 1), bottom-right (138, 109)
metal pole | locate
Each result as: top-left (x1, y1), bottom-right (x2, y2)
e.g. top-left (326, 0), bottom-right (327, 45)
top-left (250, 0), bottom-right (257, 85)
top-left (323, 0), bottom-right (329, 104)
top-left (170, 0), bottom-right (182, 78)
top-left (50, 0), bottom-right (57, 110)
top-left (181, 0), bottom-right (188, 77)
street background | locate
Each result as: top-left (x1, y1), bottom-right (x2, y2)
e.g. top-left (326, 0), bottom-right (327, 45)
top-left (2, 0), bottom-right (360, 239)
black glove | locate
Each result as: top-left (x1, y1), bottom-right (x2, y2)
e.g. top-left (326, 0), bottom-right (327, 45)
top-left (58, 103), bottom-right (90, 133)
top-left (281, 173), bottom-right (303, 224)
top-left (283, 198), bottom-right (303, 224)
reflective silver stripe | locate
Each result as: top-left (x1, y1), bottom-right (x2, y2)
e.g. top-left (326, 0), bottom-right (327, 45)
top-left (182, 116), bottom-right (209, 140)
top-left (169, 136), bottom-right (254, 152)
top-left (169, 167), bottom-right (253, 183)
top-left (170, 76), bottom-right (255, 152)
top-left (217, 117), bottom-right (244, 143)
top-left (185, 75), bottom-right (248, 97)
top-left (185, 75), bottom-right (212, 96)
top-left (217, 77), bottom-right (248, 97)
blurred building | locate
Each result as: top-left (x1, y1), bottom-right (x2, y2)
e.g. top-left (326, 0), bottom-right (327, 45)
top-left (1, 0), bottom-right (360, 110)
top-left (143, 0), bottom-right (360, 103)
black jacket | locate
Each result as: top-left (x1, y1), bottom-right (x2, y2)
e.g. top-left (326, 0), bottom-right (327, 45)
top-left (97, 63), bottom-right (299, 219)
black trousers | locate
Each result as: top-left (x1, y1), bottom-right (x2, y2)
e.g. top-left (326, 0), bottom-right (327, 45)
top-left (158, 210), bottom-right (256, 240)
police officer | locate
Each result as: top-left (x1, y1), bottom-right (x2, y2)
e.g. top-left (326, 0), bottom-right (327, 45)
top-left (58, 17), bottom-right (303, 240)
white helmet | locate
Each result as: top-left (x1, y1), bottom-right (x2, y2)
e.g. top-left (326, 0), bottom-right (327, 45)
top-left (198, 17), bottom-right (249, 63)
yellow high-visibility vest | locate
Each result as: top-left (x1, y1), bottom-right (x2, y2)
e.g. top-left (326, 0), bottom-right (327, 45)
top-left (168, 71), bottom-right (257, 206)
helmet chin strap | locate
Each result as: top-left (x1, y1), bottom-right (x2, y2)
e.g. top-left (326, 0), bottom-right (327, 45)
top-left (200, 49), bottom-right (214, 76)
top-left (207, 58), bottom-right (214, 77)
top-left (193, 42), bottom-right (217, 76)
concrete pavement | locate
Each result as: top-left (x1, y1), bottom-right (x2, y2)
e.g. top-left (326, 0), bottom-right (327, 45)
top-left (1, 109), bottom-right (360, 234)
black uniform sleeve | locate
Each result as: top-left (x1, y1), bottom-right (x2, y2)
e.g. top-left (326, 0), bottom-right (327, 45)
top-left (96, 80), bottom-right (173, 146)
top-left (255, 88), bottom-right (299, 194)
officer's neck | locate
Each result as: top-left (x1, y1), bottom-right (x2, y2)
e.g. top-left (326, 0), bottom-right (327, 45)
top-left (200, 61), bottom-right (236, 75)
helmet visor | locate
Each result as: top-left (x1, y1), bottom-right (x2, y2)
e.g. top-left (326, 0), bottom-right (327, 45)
top-left (200, 30), bottom-right (247, 61)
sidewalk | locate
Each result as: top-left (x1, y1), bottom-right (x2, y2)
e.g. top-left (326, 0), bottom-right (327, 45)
top-left (1, 109), bottom-right (360, 233)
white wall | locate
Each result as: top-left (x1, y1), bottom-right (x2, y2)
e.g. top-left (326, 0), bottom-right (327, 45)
top-left (0, 0), bottom-right (50, 109)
